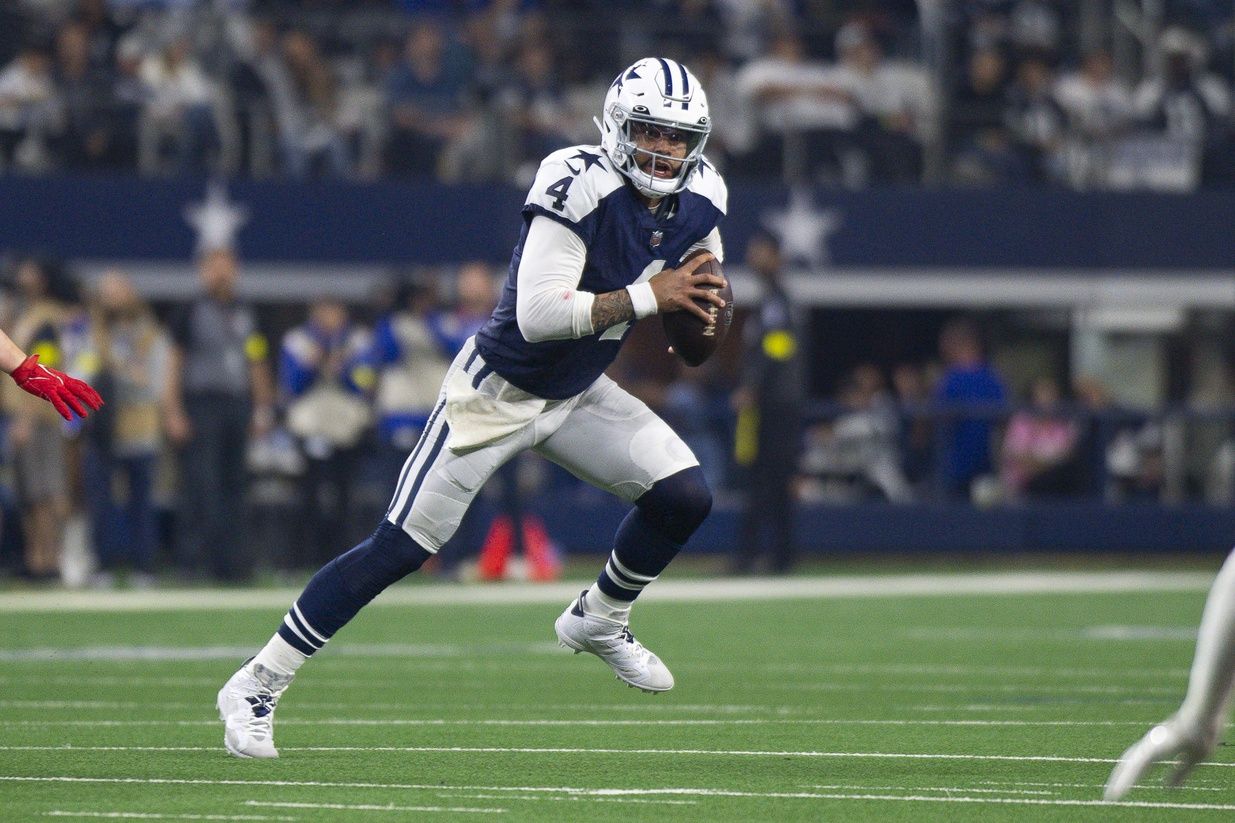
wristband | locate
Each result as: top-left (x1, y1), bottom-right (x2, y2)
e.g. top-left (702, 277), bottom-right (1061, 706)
top-left (626, 282), bottom-right (658, 319)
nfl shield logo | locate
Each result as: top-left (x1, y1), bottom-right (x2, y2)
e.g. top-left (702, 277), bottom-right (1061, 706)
top-left (649, 230), bottom-right (663, 249)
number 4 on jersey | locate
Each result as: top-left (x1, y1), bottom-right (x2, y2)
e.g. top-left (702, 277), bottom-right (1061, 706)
top-left (545, 176), bottom-right (574, 211)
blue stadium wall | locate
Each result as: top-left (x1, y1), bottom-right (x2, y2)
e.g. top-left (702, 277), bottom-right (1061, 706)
top-left (1, 176), bottom-right (1233, 268)
top-left (3, 176), bottom-right (1235, 555)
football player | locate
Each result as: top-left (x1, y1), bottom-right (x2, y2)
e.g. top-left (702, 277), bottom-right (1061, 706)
top-left (218, 57), bottom-right (729, 758)
top-left (1105, 549), bottom-right (1235, 799)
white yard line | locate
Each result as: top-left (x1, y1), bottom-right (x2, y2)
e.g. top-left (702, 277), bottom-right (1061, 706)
top-left (433, 793), bottom-right (697, 806)
top-left (0, 716), bottom-right (1157, 731)
top-left (243, 802), bottom-right (503, 815)
top-left (972, 779), bottom-right (1227, 793)
top-left (0, 747), bottom-right (1229, 765)
top-left (44, 814), bottom-right (294, 821)
top-left (10, 778), bottom-right (1235, 813)
top-left (0, 570), bottom-right (1212, 612)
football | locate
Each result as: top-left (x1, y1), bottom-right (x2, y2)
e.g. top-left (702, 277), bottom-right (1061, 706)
top-left (662, 250), bottom-right (734, 367)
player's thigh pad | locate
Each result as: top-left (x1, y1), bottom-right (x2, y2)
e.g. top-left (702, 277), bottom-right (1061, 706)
top-left (386, 341), bottom-right (536, 552)
top-left (534, 375), bottom-right (699, 503)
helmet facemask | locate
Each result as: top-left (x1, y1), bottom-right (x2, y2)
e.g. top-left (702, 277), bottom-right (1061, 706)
top-left (597, 58), bottom-right (712, 199)
top-left (613, 110), bottom-right (710, 197)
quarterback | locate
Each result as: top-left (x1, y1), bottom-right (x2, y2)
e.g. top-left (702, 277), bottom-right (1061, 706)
top-left (218, 57), bottom-right (729, 758)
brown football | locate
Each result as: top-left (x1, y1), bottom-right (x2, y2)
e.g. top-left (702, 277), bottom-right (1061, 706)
top-left (661, 250), bottom-right (734, 367)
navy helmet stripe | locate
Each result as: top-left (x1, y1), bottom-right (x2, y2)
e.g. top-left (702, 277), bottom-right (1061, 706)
top-left (657, 58), bottom-right (673, 97)
top-left (678, 62), bottom-right (690, 96)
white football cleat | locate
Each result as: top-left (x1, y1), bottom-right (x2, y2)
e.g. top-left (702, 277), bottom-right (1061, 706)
top-left (216, 658), bottom-right (293, 759)
top-left (1104, 718), bottom-right (1217, 800)
top-left (554, 590), bottom-right (674, 693)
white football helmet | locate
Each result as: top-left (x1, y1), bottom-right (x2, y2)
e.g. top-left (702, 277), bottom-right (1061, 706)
top-left (596, 57), bottom-right (711, 198)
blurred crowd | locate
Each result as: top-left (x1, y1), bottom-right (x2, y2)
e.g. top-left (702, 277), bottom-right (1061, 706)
top-left (0, 0), bottom-right (1231, 189)
top-left (0, 243), bottom-right (1232, 585)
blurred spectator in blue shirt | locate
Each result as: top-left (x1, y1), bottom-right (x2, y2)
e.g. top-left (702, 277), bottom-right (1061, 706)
top-left (280, 297), bottom-right (374, 569)
top-left (934, 317), bottom-right (1007, 500)
top-left (383, 20), bottom-right (475, 178)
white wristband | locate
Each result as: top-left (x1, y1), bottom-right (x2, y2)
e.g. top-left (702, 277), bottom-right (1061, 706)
top-left (626, 282), bottom-right (658, 319)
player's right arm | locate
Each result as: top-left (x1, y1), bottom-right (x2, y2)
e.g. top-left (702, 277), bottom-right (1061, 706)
top-left (515, 217), bottom-right (726, 342)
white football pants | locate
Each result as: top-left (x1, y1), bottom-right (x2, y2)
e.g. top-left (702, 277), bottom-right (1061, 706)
top-left (385, 336), bottom-right (699, 552)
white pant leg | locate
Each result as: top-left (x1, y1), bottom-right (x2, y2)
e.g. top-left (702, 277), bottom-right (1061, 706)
top-left (533, 374), bottom-right (699, 503)
top-left (384, 339), bottom-right (535, 552)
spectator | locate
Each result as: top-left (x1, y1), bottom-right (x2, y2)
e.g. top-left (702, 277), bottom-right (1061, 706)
top-left (999, 375), bottom-right (1081, 500)
top-left (383, 20), bottom-right (475, 179)
top-left (165, 248), bottom-right (275, 582)
top-left (661, 362), bottom-right (729, 494)
top-left (499, 41), bottom-right (573, 182)
top-left (138, 34), bottom-right (219, 175)
top-left (934, 317), bottom-right (1007, 501)
top-left (1130, 27), bottom-right (1231, 185)
top-left (79, 269), bottom-right (169, 588)
top-left (1053, 48), bottom-right (1133, 186)
top-left (0, 40), bottom-right (58, 171)
top-left (950, 47), bottom-right (1028, 184)
top-left (688, 47), bottom-right (748, 174)
top-left (834, 21), bottom-right (928, 184)
top-left (2, 257), bottom-right (83, 581)
top-left (371, 274), bottom-right (452, 459)
top-left (276, 29), bottom-right (351, 178)
top-left (891, 361), bottom-right (935, 493)
top-left (1004, 54), bottom-right (1067, 182)
top-left (1107, 419), bottom-right (1166, 502)
top-left (1054, 49), bottom-right (1132, 143)
top-left (51, 19), bottom-right (114, 170)
top-left (730, 230), bottom-right (804, 574)
top-left (106, 37), bottom-right (147, 171)
top-left (437, 260), bottom-right (499, 350)
top-left (280, 297), bottom-right (372, 570)
top-left (800, 364), bottom-right (912, 503)
top-left (734, 29), bottom-right (862, 184)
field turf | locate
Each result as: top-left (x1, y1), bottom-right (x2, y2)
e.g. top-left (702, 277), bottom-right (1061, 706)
top-left (1, 569), bottom-right (1234, 821)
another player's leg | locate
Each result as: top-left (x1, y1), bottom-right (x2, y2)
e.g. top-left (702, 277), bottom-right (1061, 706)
top-left (1105, 548), bottom-right (1235, 799)
top-left (538, 376), bottom-right (708, 693)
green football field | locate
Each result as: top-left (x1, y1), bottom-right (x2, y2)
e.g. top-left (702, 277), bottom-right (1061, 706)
top-left (2, 568), bottom-right (1234, 821)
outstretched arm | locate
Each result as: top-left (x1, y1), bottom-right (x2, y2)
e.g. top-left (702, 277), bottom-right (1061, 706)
top-left (1, 326), bottom-right (103, 420)
top-left (1105, 548), bottom-right (1235, 800)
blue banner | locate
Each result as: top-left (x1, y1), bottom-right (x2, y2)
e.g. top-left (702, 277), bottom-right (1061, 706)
top-left (2, 175), bottom-right (1232, 269)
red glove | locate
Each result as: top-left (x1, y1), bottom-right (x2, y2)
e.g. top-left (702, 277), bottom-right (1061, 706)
top-left (10, 354), bottom-right (104, 421)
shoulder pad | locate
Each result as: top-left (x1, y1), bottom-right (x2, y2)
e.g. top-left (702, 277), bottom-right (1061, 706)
top-left (686, 156), bottom-right (727, 215)
top-left (524, 145), bottom-right (622, 225)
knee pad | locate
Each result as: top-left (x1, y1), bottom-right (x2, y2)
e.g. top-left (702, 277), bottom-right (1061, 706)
top-left (331, 521), bottom-right (433, 603)
top-left (635, 465), bottom-right (713, 545)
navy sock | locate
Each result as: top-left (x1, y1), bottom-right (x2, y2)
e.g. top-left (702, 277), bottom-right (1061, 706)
top-left (276, 521), bottom-right (432, 655)
top-left (595, 466), bottom-right (712, 603)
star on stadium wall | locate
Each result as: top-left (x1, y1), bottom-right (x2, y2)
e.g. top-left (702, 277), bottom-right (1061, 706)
top-left (762, 188), bottom-right (843, 269)
top-left (183, 180), bottom-right (250, 256)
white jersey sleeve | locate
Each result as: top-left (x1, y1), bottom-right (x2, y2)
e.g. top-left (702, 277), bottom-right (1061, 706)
top-left (515, 216), bottom-right (595, 343)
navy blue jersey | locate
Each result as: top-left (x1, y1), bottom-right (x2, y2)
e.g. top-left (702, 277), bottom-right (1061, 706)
top-left (475, 145), bottom-right (727, 400)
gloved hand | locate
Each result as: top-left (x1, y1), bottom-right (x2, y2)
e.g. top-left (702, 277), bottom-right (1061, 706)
top-left (10, 353), bottom-right (104, 421)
